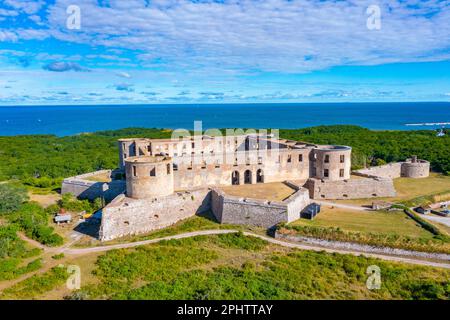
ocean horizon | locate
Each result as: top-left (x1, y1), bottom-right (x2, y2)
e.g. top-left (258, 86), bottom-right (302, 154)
top-left (1, 102), bottom-right (449, 136)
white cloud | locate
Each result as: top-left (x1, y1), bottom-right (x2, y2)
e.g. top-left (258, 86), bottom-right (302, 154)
top-left (116, 71), bottom-right (131, 78)
top-left (0, 0), bottom-right (442, 74)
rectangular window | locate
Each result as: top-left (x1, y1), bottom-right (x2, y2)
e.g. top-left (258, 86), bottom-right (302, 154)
top-left (150, 168), bottom-right (156, 176)
top-left (299, 154), bottom-right (303, 162)
top-left (340, 169), bottom-right (344, 177)
top-left (340, 155), bottom-right (345, 163)
top-left (133, 166), bottom-right (137, 177)
top-left (324, 169), bottom-right (329, 178)
top-left (324, 155), bottom-right (330, 163)
top-left (312, 167), bottom-right (317, 176)
top-left (287, 155), bottom-right (292, 163)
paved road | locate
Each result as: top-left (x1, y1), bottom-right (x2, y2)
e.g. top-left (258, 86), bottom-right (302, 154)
top-left (315, 200), bottom-right (371, 211)
top-left (63, 229), bottom-right (450, 269)
top-left (421, 214), bottom-right (450, 227)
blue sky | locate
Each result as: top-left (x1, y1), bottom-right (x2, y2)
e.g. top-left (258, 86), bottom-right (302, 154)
top-left (0, 0), bottom-right (450, 105)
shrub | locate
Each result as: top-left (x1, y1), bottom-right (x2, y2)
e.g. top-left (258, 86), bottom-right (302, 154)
top-left (0, 184), bottom-right (28, 213)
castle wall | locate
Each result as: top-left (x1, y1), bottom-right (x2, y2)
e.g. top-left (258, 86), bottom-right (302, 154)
top-left (173, 148), bottom-right (311, 190)
top-left (210, 187), bottom-right (310, 228)
top-left (305, 177), bottom-right (396, 200)
top-left (125, 156), bottom-right (174, 199)
top-left (312, 146), bottom-right (351, 180)
top-left (61, 170), bottom-right (126, 202)
top-left (99, 188), bottom-right (211, 241)
top-left (353, 163), bottom-right (403, 179)
top-left (401, 161), bottom-right (430, 178)
top-left (354, 159), bottom-right (430, 179)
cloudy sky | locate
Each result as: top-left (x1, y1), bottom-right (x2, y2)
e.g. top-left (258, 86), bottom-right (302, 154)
top-left (0, 0), bottom-right (450, 105)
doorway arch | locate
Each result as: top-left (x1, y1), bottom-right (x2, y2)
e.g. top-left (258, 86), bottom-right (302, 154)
top-left (256, 169), bottom-right (264, 183)
top-left (244, 170), bottom-right (252, 184)
top-left (231, 171), bottom-right (240, 185)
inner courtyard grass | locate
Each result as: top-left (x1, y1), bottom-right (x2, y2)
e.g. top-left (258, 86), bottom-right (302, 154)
top-left (290, 207), bottom-right (434, 239)
top-left (83, 172), bottom-right (112, 183)
top-left (335, 173), bottom-right (450, 206)
top-left (220, 182), bottom-right (295, 202)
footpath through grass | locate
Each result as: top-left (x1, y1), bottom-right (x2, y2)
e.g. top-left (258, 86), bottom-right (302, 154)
top-left (62, 233), bottom-right (450, 300)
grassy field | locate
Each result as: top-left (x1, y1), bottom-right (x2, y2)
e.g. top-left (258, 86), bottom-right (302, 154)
top-left (282, 205), bottom-right (450, 253)
top-left (20, 234), bottom-right (449, 300)
top-left (220, 182), bottom-right (295, 201)
top-left (2, 233), bottom-right (450, 300)
top-left (336, 173), bottom-right (450, 206)
top-left (83, 172), bottom-right (111, 183)
top-left (290, 206), bottom-right (434, 239)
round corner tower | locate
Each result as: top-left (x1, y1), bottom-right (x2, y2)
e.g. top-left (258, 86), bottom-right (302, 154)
top-left (401, 156), bottom-right (430, 178)
top-left (125, 155), bottom-right (174, 199)
top-left (312, 145), bottom-right (352, 180)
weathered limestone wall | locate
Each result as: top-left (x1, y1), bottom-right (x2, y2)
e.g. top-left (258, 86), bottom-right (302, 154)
top-left (305, 177), bottom-right (396, 200)
top-left (210, 187), bottom-right (310, 228)
top-left (173, 148), bottom-right (311, 190)
top-left (125, 156), bottom-right (174, 199)
top-left (353, 159), bottom-right (430, 179)
top-left (312, 146), bottom-right (352, 180)
top-left (401, 161), bottom-right (430, 178)
top-left (99, 188), bottom-right (211, 241)
top-left (354, 163), bottom-right (403, 179)
top-left (61, 170), bottom-right (126, 202)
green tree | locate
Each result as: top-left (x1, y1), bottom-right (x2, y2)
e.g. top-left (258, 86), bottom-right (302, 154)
top-left (0, 184), bottom-right (28, 213)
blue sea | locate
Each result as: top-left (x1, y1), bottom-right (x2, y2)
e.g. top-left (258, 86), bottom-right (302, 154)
top-left (0, 102), bottom-right (449, 136)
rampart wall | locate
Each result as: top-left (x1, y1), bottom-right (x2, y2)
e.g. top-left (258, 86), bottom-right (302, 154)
top-left (210, 186), bottom-right (310, 228)
top-left (99, 188), bottom-right (211, 241)
top-left (305, 177), bottom-right (396, 200)
top-left (353, 163), bottom-right (403, 179)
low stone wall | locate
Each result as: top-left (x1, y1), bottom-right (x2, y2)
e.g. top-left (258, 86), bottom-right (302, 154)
top-left (99, 188), bottom-right (211, 241)
top-left (211, 187), bottom-right (310, 228)
top-left (305, 177), bottom-right (396, 200)
top-left (274, 231), bottom-right (450, 261)
top-left (354, 159), bottom-right (430, 179)
top-left (61, 170), bottom-right (126, 202)
top-left (353, 163), bottom-right (403, 179)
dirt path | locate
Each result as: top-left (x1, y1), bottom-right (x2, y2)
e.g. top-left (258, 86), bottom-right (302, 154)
top-left (18, 232), bottom-right (48, 251)
top-left (315, 200), bottom-right (370, 211)
top-left (63, 229), bottom-right (450, 269)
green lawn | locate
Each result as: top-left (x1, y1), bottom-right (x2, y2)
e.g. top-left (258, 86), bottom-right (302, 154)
top-left (335, 173), bottom-right (450, 207)
top-left (290, 207), bottom-right (434, 239)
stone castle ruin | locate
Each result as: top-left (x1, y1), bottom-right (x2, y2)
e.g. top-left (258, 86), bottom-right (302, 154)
top-left (61, 132), bottom-right (430, 241)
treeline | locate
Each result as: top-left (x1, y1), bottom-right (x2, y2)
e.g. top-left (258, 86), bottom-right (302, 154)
top-left (280, 125), bottom-right (450, 173)
top-left (0, 126), bottom-right (448, 184)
